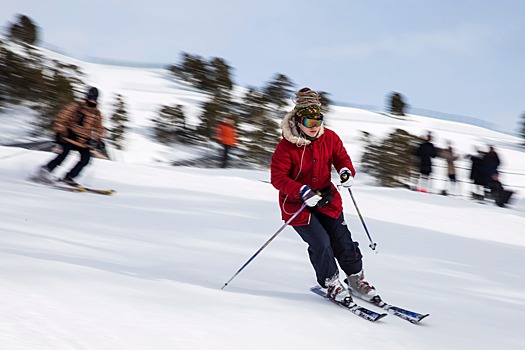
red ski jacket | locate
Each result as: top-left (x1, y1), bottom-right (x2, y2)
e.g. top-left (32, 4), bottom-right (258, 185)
top-left (270, 112), bottom-right (355, 226)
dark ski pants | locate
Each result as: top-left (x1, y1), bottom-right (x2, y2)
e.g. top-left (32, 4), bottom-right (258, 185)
top-left (46, 142), bottom-right (91, 179)
top-left (293, 211), bottom-right (362, 288)
top-left (221, 144), bottom-right (232, 168)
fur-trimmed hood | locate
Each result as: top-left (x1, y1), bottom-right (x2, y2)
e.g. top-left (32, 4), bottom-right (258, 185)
top-left (281, 111), bottom-right (325, 146)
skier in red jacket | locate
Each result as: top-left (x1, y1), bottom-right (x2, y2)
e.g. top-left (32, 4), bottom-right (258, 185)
top-left (270, 87), bottom-right (376, 305)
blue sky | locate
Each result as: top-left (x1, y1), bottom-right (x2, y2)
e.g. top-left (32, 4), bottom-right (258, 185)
top-left (1, 1), bottom-right (524, 133)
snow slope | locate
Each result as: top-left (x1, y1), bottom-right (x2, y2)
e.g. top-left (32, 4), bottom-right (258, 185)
top-left (1, 149), bottom-right (525, 350)
top-left (1, 46), bottom-right (525, 350)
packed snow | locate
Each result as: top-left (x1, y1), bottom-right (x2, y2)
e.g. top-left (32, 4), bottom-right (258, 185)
top-left (1, 47), bottom-right (525, 350)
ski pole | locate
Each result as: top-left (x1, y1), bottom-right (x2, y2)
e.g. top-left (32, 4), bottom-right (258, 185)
top-left (221, 202), bottom-right (308, 290)
top-left (0, 141), bottom-right (55, 160)
top-left (347, 188), bottom-right (377, 251)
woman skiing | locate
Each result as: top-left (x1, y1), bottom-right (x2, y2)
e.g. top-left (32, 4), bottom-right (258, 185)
top-left (270, 87), bottom-right (376, 304)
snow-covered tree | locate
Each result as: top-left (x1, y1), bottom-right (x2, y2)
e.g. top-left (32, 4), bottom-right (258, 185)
top-left (108, 94), bottom-right (129, 150)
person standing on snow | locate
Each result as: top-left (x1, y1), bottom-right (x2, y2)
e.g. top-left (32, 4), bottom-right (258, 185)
top-left (215, 116), bottom-right (238, 168)
top-left (415, 132), bottom-right (438, 193)
top-left (482, 145), bottom-right (500, 185)
top-left (38, 86), bottom-right (105, 186)
top-left (467, 147), bottom-right (487, 200)
top-left (270, 87), bottom-right (377, 305)
top-left (439, 143), bottom-right (459, 195)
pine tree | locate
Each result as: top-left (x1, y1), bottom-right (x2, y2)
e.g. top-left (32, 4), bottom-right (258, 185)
top-left (237, 87), bottom-right (280, 167)
top-left (29, 47), bottom-right (80, 136)
top-left (263, 74), bottom-right (295, 109)
top-left (0, 44), bottom-right (79, 136)
top-left (209, 57), bottom-right (233, 92)
top-left (243, 112), bottom-right (280, 167)
top-left (170, 52), bottom-right (211, 90)
top-left (30, 68), bottom-right (76, 136)
top-left (152, 104), bottom-right (186, 144)
top-left (0, 47), bottom-right (35, 104)
top-left (238, 87), bottom-right (265, 124)
top-left (8, 14), bottom-right (39, 45)
top-left (360, 128), bottom-right (420, 187)
top-left (108, 94), bottom-right (129, 150)
top-left (197, 96), bottom-right (225, 141)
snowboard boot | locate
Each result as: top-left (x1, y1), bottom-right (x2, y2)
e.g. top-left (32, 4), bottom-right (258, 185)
top-left (325, 275), bottom-right (352, 306)
top-left (346, 269), bottom-right (377, 301)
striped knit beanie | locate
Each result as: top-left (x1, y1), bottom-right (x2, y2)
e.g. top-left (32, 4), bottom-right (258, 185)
top-left (293, 87), bottom-right (321, 120)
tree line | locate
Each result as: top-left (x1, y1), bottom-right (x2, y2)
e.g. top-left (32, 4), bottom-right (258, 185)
top-left (0, 15), bottom-right (130, 150)
top-left (0, 14), bottom-right (334, 167)
top-left (2, 14), bottom-right (524, 179)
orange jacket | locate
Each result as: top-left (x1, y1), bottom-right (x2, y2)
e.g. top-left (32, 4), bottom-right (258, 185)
top-left (216, 120), bottom-right (238, 147)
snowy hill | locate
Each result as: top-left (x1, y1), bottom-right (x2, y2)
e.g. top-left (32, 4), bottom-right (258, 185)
top-left (1, 47), bottom-right (525, 350)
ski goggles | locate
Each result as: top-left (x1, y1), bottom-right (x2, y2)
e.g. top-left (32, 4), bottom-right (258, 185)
top-left (300, 115), bottom-right (324, 128)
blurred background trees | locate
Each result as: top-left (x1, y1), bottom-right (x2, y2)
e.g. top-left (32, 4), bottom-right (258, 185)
top-left (2, 12), bottom-right (465, 180)
top-left (0, 37), bottom-right (82, 137)
top-left (8, 14), bottom-right (39, 45)
top-left (1, 13), bottom-right (336, 168)
top-left (153, 104), bottom-right (188, 144)
top-left (360, 128), bottom-right (421, 187)
top-left (108, 94), bottom-right (130, 150)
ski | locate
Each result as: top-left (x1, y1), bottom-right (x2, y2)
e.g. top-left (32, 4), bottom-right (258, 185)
top-left (348, 291), bottom-right (429, 324)
top-left (29, 176), bottom-right (115, 195)
top-left (53, 185), bottom-right (115, 195)
top-left (343, 278), bottom-right (429, 324)
top-left (310, 286), bottom-right (387, 323)
top-left (366, 295), bottom-right (429, 324)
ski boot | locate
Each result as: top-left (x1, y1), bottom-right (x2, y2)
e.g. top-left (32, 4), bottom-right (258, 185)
top-left (346, 269), bottom-right (377, 301)
top-left (325, 275), bottom-right (352, 306)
